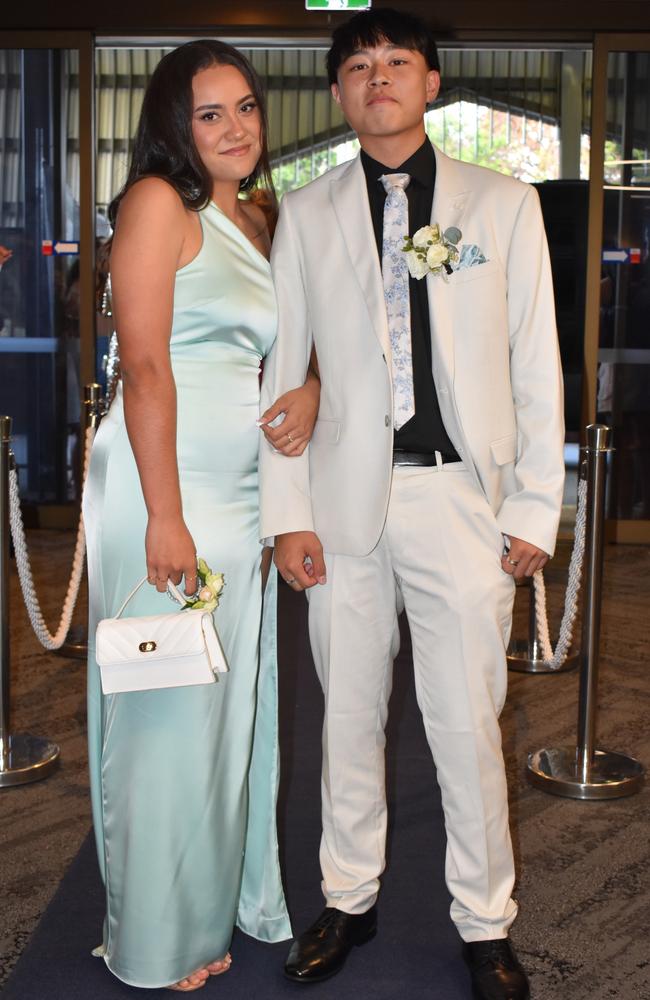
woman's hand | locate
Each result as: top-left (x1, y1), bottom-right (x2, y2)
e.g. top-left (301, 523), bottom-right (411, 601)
top-left (259, 371), bottom-right (320, 457)
top-left (145, 514), bottom-right (198, 595)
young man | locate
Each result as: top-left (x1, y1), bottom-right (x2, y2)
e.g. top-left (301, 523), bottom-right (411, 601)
top-left (259, 9), bottom-right (564, 1000)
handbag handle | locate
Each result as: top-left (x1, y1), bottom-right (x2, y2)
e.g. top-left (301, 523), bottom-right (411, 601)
top-left (114, 576), bottom-right (189, 620)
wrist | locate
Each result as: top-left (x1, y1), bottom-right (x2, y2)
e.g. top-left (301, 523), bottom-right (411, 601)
top-left (146, 506), bottom-right (184, 524)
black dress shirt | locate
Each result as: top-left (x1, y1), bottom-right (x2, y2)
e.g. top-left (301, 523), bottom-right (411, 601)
top-left (361, 139), bottom-right (459, 459)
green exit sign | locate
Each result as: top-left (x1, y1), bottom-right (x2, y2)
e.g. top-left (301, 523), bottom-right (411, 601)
top-left (306, 0), bottom-right (371, 9)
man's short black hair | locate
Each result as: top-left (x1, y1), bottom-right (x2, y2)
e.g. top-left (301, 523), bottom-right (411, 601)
top-left (326, 7), bottom-right (440, 85)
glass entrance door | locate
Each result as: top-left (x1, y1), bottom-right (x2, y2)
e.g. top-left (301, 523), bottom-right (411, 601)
top-left (585, 35), bottom-right (650, 543)
top-left (0, 33), bottom-right (93, 522)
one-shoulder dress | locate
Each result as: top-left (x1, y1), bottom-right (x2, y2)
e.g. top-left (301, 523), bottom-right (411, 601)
top-left (83, 201), bottom-right (291, 988)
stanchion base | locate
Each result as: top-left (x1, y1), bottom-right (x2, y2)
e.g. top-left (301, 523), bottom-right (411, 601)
top-left (55, 624), bottom-right (88, 660)
top-left (507, 640), bottom-right (579, 673)
top-left (0, 732), bottom-right (60, 787)
top-left (527, 746), bottom-right (645, 800)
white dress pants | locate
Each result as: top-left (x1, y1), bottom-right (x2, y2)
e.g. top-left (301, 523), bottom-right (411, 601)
top-left (307, 461), bottom-right (518, 941)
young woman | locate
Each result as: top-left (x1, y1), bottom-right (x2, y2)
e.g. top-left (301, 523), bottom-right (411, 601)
top-left (83, 40), bottom-right (319, 991)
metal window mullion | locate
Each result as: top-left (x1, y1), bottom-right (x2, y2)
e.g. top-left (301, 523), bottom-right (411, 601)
top-left (490, 50), bottom-right (495, 147)
top-left (506, 50), bottom-right (511, 145)
top-left (474, 51), bottom-right (479, 162)
top-left (293, 51), bottom-right (300, 187)
top-left (523, 50), bottom-right (528, 144)
top-left (310, 49), bottom-right (316, 182)
top-left (582, 35), bottom-right (609, 428)
top-left (325, 47), bottom-right (332, 168)
top-left (110, 48), bottom-right (118, 206)
top-left (0, 52), bottom-right (9, 226)
top-left (78, 32), bottom-right (95, 393)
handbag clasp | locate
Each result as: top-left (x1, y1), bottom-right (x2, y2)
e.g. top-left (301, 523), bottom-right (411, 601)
top-left (139, 641), bottom-right (157, 653)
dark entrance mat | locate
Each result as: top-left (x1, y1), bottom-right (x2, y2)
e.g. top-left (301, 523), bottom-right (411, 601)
top-left (2, 587), bottom-right (471, 999)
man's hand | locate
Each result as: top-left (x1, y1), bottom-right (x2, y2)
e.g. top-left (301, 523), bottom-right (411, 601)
top-left (274, 531), bottom-right (326, 591)
top-left (501, 534), bottom-right (549, 580)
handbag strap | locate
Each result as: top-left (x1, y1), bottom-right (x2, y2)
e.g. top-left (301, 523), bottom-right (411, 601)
top-left (114, 576), bottom-right (188, 619)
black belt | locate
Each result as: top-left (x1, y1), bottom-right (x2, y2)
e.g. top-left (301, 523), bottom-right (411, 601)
top-left (392, 451), bottom-right (461, 467)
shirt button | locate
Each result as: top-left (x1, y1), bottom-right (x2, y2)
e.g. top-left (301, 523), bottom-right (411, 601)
top-left (385, 415), bottom-right (390, 427)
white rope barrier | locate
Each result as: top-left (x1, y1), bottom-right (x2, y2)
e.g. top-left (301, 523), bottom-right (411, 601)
top-left (8, 424), bottom-right (95, 650)
top-left (7, 400), bottom-right (586, 668)
top-left (532, 476), bottom-right (588, 670)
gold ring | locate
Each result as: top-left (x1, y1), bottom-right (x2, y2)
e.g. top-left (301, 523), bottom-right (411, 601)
top-left (287, 433), bottom-right (294, 443)
top-left (506, 557), bottom-right (520, 566)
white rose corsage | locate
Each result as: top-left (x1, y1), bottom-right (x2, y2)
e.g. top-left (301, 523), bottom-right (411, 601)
top-left (401, 224), bottom-right (461, 280)
top-left (182, 558), bottom-right (225, 613)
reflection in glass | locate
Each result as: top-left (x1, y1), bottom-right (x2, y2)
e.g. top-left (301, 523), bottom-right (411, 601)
top-left (598, 52), bottom-right (650, 520)
top-left (0, 49), bottom-right (81, 503)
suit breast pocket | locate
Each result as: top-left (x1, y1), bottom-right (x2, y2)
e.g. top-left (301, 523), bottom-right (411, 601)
top-left (311, 418), bottom-right (341, 446)
top-left (490, 432), bottom-right (517, 466)
top-left (447, 258), bottom-right (501, 286)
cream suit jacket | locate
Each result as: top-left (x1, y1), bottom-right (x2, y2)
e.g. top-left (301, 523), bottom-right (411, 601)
top-left (259, 145), bottom-right (565, 557)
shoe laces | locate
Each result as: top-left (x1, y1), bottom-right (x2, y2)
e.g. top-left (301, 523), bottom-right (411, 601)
top-left (472, 940), bottom-right (518, 971)
top-left (312, 909), bottom-right (342, 933)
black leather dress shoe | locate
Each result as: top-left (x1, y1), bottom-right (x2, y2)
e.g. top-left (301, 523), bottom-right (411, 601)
top-left (284, 906), bottom-right (377, 983)
top-left (463, 939), bottom-right (530, 1000)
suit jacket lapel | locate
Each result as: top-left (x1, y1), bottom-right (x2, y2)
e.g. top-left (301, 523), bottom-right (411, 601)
top-left (426, 146), bottom-right (481, 473)
top-left (329, 147), bottom-right (473, 392)
top-left (330, 155), bottom-right (391, 357)
top-left (426, 147), bottom-right (471, 386)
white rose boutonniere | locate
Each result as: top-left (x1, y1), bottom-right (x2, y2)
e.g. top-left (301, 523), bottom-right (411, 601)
top-left (402, 224), bottom-right (462, 281)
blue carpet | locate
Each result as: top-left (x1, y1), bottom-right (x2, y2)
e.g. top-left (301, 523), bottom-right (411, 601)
top-left (3, 586), bottom-right (471, 998)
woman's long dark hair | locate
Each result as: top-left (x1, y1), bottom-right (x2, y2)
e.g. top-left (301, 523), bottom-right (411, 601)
top-left (108, 40), bottom-right (274, 228)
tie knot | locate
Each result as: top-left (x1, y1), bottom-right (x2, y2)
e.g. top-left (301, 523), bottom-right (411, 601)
top-left (380, 172), bottom-right (410, 194)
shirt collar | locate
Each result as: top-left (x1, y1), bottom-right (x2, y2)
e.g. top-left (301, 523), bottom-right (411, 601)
top-left (361, 137), bottom-right (435, 191)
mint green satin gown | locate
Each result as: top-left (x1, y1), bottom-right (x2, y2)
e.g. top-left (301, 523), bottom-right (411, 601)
top-left (83, 202), bottom-right (291, 988)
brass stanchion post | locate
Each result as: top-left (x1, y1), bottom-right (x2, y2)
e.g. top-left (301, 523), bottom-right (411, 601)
top-left (0, 416), bottom-right (60, 787)
top-left (84, 382), bottom-right (103, 434)
top-left (527, 424), bottom-right (644, 799)
top-left (56, 383), bottom-right (101, 660)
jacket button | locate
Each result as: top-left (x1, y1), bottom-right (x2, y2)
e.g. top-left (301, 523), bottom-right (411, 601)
top-left (385, 415), bottom-right (390, 427)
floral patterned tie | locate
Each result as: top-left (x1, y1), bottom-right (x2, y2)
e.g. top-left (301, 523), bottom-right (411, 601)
top-left (380, 173), bottom-right (414, 430)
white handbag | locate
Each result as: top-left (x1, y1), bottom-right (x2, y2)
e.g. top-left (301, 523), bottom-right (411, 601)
top-left (96, 577), bottom-right (229, 695)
